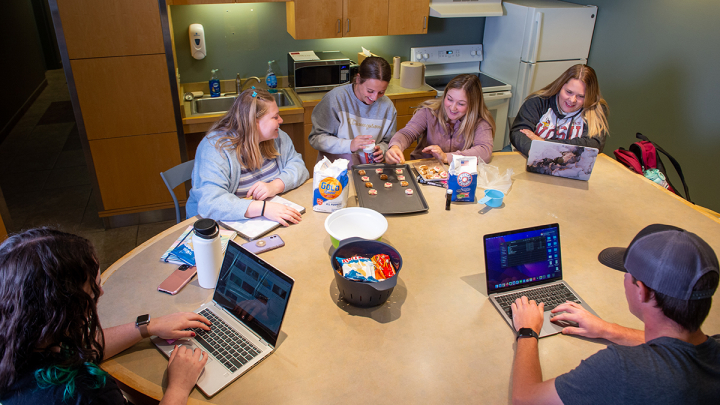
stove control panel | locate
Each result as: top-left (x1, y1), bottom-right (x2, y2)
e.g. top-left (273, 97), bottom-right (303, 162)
top-left (411, 44), bottom-right (483, 65)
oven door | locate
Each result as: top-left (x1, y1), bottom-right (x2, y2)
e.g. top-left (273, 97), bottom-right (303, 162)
top-left (483, 91), bottom-right (512, 151)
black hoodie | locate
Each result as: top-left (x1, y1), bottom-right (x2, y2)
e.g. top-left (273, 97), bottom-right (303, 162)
top-left (510, 95), bottom-right (606, 156)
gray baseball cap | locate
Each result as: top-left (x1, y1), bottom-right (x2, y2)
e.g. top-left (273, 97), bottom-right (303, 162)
top-left (598, 224), bottom-right (719, 300)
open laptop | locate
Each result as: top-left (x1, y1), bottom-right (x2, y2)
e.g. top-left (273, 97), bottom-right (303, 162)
top-left (153, 240), bottom-right (294, 397)
top-left (484, 223), bottom-right (597, 338)
top-left (526, 140), bottom-right (599, 181)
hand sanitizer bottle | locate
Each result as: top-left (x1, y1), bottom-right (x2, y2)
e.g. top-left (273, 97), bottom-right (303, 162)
top-left (265, 61), bottom-right (277, 89)
top-left (209, 69), bottom-right (220, 97)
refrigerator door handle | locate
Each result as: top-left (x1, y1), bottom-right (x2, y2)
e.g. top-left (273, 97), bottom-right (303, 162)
top-left (527, 12), bottom-right (543, 64)
top-left (512, 63), bottom-right (537, 117)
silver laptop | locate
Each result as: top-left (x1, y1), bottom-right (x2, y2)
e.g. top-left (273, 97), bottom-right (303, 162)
top-left (153, 240), bottom-right (294, 397)
top-left (526, 140), bottom-right (599, 181)
top-left (484, 223), bottom-right (597, 338)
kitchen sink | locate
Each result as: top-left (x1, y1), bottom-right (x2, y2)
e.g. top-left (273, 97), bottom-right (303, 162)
top-left (191, 89), bottom-right (295, 115)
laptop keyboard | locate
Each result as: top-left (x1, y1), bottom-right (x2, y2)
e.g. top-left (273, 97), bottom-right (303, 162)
top-left (495, 283), bottom-right (581, 319)
top-left (188, 308), bottom-right (262, 373)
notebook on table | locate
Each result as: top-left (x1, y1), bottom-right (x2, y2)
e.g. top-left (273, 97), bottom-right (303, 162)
top-left (220, 195), bottom-right (305, 240)
top-left (483, 223), bottom-right (597, 338)
top-left (526, 140), bottom-right (599, 181)
top-left (153, 240), bottom-right (295, 397)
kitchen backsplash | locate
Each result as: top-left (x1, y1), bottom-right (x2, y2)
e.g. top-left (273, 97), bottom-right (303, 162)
top-left (171, 3), bottom-right (485, 83)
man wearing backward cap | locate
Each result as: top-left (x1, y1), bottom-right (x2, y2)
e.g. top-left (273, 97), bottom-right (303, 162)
top-left (510, 224), bottom-right (720, 405)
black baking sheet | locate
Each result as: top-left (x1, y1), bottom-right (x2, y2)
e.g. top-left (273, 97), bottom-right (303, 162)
top-left (352, 163), bottom-right (429, 214)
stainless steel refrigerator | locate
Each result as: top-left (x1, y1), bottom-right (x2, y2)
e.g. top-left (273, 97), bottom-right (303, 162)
top-left (481, 0), bottom-right (598, 122)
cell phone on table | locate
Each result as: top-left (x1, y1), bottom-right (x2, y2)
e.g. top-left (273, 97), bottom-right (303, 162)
top-left (158, 264), bottom-right (197, 295)
top-left (242, 234), bottom-right (285, 254)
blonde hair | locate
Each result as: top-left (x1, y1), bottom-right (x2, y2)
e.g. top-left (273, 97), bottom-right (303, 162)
top-left (208, 89), bottom-right (279, 170)
top-left (531, 64), bottom-right (609, 139)
top-left (418, 74), bottom-right (496, 149)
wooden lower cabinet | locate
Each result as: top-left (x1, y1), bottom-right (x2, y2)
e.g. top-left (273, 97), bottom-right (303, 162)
top-left (89, 132), bottom-right (184, 215)
top-left (394, 96), bottom-right (434, 161)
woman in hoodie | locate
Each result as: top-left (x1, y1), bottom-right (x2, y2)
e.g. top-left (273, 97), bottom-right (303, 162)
top-left (510, 64), bottom-right (609, 156)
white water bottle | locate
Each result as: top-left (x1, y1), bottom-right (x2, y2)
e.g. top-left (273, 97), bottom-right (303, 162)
top-left (193, 218), bottom-right (223, 289)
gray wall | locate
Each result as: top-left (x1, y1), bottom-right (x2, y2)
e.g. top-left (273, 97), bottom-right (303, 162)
top-left (1, 0), bottom-right (47, 138)
top-left (171, 3), bottom-right (485, 82)
top-left (565, 0), bottom-right (720, 211)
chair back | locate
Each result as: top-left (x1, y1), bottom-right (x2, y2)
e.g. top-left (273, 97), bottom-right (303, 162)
top-left (160, 160), bottom-right (195, 223)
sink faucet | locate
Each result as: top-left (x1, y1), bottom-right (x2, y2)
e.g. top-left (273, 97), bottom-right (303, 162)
top-left (238, 76), bottom-right (262, 93)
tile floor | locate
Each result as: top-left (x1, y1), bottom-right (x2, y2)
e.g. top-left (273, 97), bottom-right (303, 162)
top-left (0, 69), bottom-right (176, 271)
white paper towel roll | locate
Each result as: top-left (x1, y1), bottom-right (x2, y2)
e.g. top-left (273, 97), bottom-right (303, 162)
top-left (400, 61), bottom-right (425, 89)
top-left (393, 56), bottom-right (401, 79)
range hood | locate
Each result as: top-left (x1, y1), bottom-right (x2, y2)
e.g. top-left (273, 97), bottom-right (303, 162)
top-left (429, 0), bottom-right (504, 18)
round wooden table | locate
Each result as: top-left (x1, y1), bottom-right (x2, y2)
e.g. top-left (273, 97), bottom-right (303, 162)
top-left (99, 152), bottom-right (720, 404)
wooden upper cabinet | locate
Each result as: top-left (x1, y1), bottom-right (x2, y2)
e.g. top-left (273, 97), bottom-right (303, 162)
top-left (58, 0), bottom-right (164, 59)
top-left (287, 0), bottom-right (343, 39)
top-left (288, 0), bottom-right (390, 39)
top-left (71, 54), bottom-right (176, 140)
top-left (169, 0), bottom-right (233, 4)
top-left (388, 0), bottom-right (429, 35)
top-left (342, 0), bottom-right (388, 37)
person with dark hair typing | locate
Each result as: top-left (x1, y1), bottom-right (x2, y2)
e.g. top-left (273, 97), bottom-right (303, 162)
top-left (510, 224), bottom-right (720, 405)
top-left (0, 228), bottom-right (212, 405)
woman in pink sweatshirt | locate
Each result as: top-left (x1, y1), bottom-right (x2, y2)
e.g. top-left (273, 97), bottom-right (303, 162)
top-left (385, 74), bottom-right (495, 164)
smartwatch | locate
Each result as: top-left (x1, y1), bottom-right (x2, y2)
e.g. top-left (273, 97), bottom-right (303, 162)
top-left (136, 314), bottom-right (151, 338)
top-left (516, 327), bottom-right (539, 341)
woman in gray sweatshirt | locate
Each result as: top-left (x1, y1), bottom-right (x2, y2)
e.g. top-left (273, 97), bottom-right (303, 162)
top-left (308, 57), bottom-right (397, 167)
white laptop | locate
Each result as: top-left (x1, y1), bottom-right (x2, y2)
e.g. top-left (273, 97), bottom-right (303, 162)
top-left (484, 223), bottom-right (598, 338)
top-left (526, 140), bottom-right (599, 181)
top-left (153, 240), bottom-right (294, 397)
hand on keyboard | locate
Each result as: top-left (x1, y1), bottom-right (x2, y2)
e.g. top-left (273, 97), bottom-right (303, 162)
top-left (150, 311), bottom-right (212, 340)
top-left (511, 296), bottom-right (544, 335)
top-left (167, 345), bottom-right (208, 395)
top-left (551, 301), bottom-right (607, 338)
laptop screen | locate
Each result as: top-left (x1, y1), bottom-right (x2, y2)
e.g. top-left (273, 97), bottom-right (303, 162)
top-left (212, 240), bottom-right (294, 347)
top-left (484, 224), bottom-right (562, 294)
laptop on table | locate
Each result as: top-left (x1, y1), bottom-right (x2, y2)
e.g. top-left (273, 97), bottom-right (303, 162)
top-left (526, 140), bottom-right (599, 181)
top-left (483, 223), bottom-right (597, 338)
top-left (153, 240), bottom-right (295, 397)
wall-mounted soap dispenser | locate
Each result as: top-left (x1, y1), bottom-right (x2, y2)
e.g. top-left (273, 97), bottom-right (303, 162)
top-left (189, 24), bottom-right (206, 60)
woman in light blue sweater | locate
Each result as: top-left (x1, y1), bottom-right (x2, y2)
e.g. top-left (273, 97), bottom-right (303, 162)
top-left (186, 89), bottom-right (309, 226)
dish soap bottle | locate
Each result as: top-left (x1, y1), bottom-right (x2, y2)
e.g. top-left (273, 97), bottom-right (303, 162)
top-left (209, 69), bottom-right (220, 97)
top-left (265, 61), bottom-right (277, 89)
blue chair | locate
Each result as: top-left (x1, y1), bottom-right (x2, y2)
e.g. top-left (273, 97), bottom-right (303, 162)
top-left (160, 160), bottom-right (195, 223)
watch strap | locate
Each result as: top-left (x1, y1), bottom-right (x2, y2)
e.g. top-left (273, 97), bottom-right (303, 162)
top-left (138, 323), bottom-right (150, 339)
top-left (516, 327), bottom-right (539, 341)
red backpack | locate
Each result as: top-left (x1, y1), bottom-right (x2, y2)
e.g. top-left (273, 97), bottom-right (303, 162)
top-left (614, 133), bottom-right (692, 202)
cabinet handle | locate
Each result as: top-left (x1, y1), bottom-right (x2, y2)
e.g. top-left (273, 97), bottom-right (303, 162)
top-left (347, 19), bottom-right (350, 33)
top-left (423, 16), bottom-right (427, 30)
top-left (337, 19), bottom-right (341, 34)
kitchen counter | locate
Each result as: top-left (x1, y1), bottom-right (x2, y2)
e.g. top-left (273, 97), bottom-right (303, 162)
top-left (297, 78), bottom-right (437, 108)
top-left (182, 78), bottom-right (436, 135)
